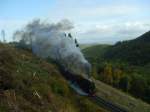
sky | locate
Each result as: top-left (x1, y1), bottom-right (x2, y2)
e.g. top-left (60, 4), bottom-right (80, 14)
top-left (0, 0), bottom-right (150, 44)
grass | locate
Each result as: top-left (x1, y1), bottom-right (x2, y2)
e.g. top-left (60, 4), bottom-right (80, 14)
top-left (0, 43), bottom-right (107, 112)
top-left (94, 79), bottom-right (150, 112)
top-left (79, 44), bottom-right (96, 50)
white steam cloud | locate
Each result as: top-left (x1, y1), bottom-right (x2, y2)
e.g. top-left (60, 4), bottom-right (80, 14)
top-left (13, 19), bottom-right (91, 78)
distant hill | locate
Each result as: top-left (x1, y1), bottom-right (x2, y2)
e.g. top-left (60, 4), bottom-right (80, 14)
top-left (82, 44), bottom-right (110, 64)
top-left (83, 31), bottom-right (150, 66)
top-left (79, 43), bottom-right (98, 50)
top-left (82, 31), bottom-right (150, 104)
top-left (104, 31), bottom-right (150, 65)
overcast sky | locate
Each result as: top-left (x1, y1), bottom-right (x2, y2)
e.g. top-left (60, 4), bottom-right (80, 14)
top-left (1, 0), bottom-right (150, 44)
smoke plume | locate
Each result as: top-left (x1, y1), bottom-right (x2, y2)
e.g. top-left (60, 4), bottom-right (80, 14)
top-left (13, 19), bottom-right (91, 78)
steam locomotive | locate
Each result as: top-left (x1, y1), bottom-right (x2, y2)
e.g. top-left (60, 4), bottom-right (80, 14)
top-left (46, 32), bottom-right (96, 96)
top-left (58, 65), bottom-right (96, 96)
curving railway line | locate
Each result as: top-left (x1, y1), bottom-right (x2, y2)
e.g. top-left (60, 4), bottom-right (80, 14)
top-left (90, 95), bottom-right (129, 112)
top-left (59, 65), bottom-right (129, 112)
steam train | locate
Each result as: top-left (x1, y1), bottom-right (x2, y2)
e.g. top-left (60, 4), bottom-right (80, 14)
top-left (58, 64), bottom-right (96, 96)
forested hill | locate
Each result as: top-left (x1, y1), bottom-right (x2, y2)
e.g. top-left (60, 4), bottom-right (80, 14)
top-left (104, 31), bottom-right (150, 65)
top-left (82, 31), bottom-right (150, 104)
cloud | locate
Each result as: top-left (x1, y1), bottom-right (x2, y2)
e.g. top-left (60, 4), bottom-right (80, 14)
top-left (78, 5), bottom-right (139, 17)
top-left (116, 22), bottom-right (150, 36)
top-left (53, 0), bottom-right (141, 21)
top-left (1, 19), bottom-right (150, 44)
top-left (77, 21), bottom-right (150, 44)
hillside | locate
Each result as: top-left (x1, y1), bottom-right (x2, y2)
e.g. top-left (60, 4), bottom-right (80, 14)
top-left (83, 31), bottom-right (150, 66)
top-left (1, 30), bottom-right (150, 112)
top-left (0, 43), bottom-right (106, 112)
top-left (94, 79), bottom-right (150, 112)
top-left (104, 31), bottom-right (150, 65)
top-left (82, 44), bottom-right (110, 63)
top-left (79, 44), bottom-right (101, 50)
top-left (82, 31), bottom-right (150, 104)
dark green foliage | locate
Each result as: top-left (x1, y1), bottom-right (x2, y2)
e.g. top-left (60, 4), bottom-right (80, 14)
top-left (104, 31), bottom-right (150, 65)
top-left (51, 81), bottom-right (65, 96)
top-left (0, 49), bottom-right (16, 90)
top-left (0, 70), bottom-right (14, 90)
top-left (119, 76), bottom-right (130, 92)
top-left (83, 44), bottom-right (110, 64)
top-left (82, 31), bottom-right (150, 104)
top-left (129, 75), bottom-right (148, 100)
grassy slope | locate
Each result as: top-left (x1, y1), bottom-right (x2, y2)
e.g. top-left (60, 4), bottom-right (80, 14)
top-left (0, 43), bottom-right (107, 112)
top-left (82, 44), bottom-right (110, 64)
top-left (79, 44), bottom-right (94, 50)
top-left (83, 44), bottom-right (109, 58)
top-left (94, 79), bottom-right (150, 112)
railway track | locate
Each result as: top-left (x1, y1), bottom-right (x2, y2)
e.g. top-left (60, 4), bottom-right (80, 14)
top-left (90, 95), bottom-right (129, 112)
top-left (59, 67), bottom-right (129, 112)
